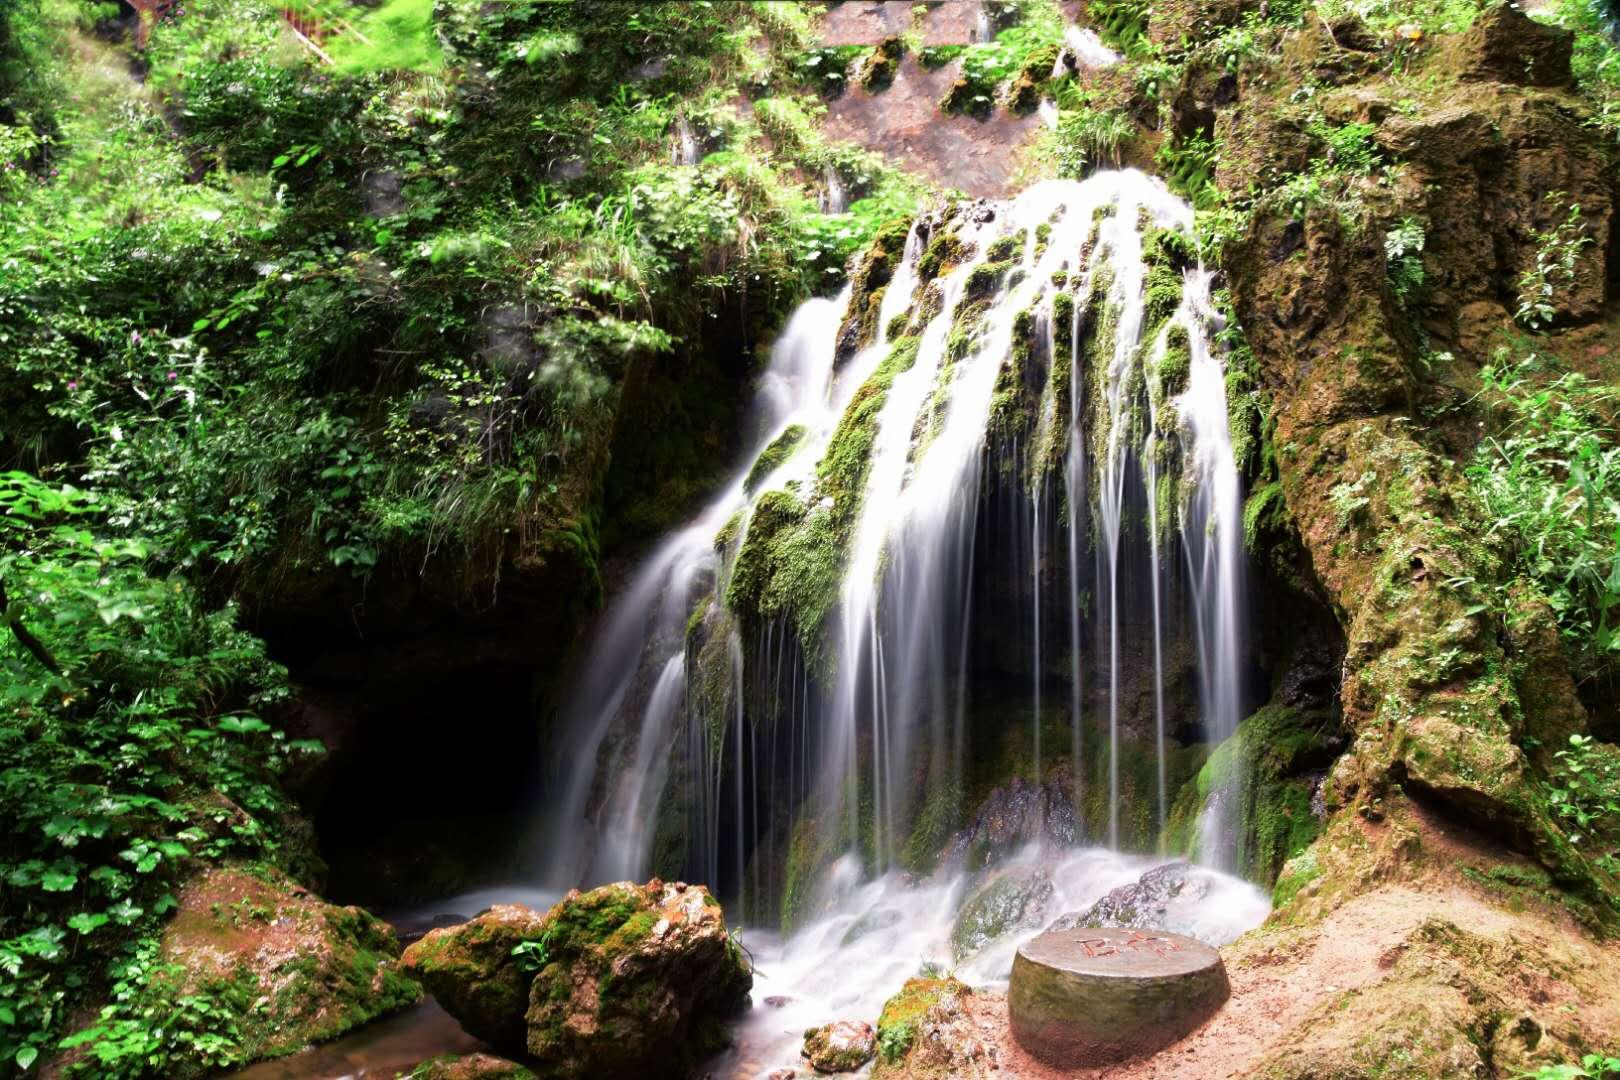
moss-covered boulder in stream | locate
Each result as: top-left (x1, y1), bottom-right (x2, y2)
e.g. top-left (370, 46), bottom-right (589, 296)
top-left (404, 1053), bottom-right (538, 1080)
top-left (522, 880), bottom-right (751, 1078)
top-left (402, 903), bottom-right (550, 1051)
top-left (407, 880), bottom-right (749, 1078)
top-left (801, 1019), bottom-right (877, 1072)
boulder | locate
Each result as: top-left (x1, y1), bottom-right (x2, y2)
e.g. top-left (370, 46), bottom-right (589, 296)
top-left (1446, 4), bottom-right (1573, 88)
top-left (950, 864), bottom-right (1054, 961)
top-left (871, 977), bottom-right (996, 1079)
top-left (404, 881), bottom-right (749, 1077)
top-left (157, 865), bottom-right (420, 1067)
top-left (1008, 927), bottom-right (1229, 1066)
top-left (406, 1053), bottom-right (538, 1080)
top-left (522, 879), bottom-right (751, 1078)
top-left (1048, 862), bottom-right (1208, 935)
top-left (801, 1020), bottom-right (877, 1073)
top-left (402, 903), bottom-right (550, 1051)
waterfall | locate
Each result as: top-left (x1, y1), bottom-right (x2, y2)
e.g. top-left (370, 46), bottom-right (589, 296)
top-left (821, 165), bottom-right (848, 214)
top-left (542, 169), bottom-right (1251, 913)
top-left (537, 289), bottom-right (851, 889)
top-left (1052, 25), bottom-right (1122, 82)
top-left (672, 116), bottom-right (700, 166)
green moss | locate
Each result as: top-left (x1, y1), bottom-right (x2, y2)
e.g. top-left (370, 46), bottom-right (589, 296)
top-left (986, 228), bottom-right (1027, 264)
top-left (1272, 848), bottom-right (1323, 909)
top-left (745, 424), bottom-right (808, 493)
top-left (917, 229), bottom-right (968, 282)
top-left (899, 780), bottom-right (963, 875)
top-left (727, 335), bottom-right (924, 667)
top-left (1162, 705), bottom-right (1339, 885)
top-left (965, 260), bottom-right (1009, 300)
top-left (861, 37), bottom-right (903, 90)
top-left (1156, 324), bottom-right (1191, 400)
top-left (873, 977), bottom-right (966, 1069)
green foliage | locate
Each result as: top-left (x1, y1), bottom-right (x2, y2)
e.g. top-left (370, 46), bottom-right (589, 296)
top-left (1543, 0), bottom-right (1620, 141)
top-left (1305, 119), bottom-right (1380, 176)
top-left (1384, 216), bottom-right (1427, 303)
top-left (1156, 132), bottom-right (1219, 210)
top-left (1517, 1052), bottom-right (1620, 1080)
top-left (942, 20), bottom-right (1063, 116)
top-left (1516, 196), bottom-right (1594, 331)
top-left (316, 0), bottom-right (444, 73)
top-left (1548, 734), bottom-right (1620, 850)
top-left (0, 471), bottom-right (315, 1075)
top-left (1086, 0), bottom-right (1150, 56)
top-left (1052, 106), bottom-right (1136, 177)
top-left (1465, 356), bottom-right (1620, 673)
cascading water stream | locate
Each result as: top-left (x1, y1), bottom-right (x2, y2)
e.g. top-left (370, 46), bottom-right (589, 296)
top-left (535, 170), bottom-right (1263, 1076)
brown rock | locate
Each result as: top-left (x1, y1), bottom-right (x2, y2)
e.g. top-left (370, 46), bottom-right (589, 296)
top-left (1446, 4), bottom-right (1574, 88)
top-left (522, 880), bottom-right (751, 1078)
top-left (161, 866), bottom-right (420, 1064)
top-left (407, 1053), bottom-right (538, 1080)
top-left (402, 904), bottom-right (550, 1052)
top-left (1008, 927), bottom-right (1229, 1066)
top-left (801, 1020), bottom-right (877, 1073)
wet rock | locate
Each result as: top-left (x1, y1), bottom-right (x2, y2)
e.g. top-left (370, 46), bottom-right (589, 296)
top-left (950, 864), bottom-right (1054, 960)
top-left (397, 911), bottom-right (470, 948)
top-left (363, 168), bottom-right (406, 216)
top-left (522, 879), bottom-right (752, 1078)
top-left (1048, 862), bottom-right (1208, 936)
top-left (402, 903), bottom-right (550, 1051)
top-left (871, 977), bottom-right (996, 1079)
top-left (761, 1070), bottom-right (798, 1080)
top-left (1009, 927), bottom-right (1229, 1066)
top-left (408, 1053), bottom-right (538, 1079)
top-left (763, 994), bottom-right (795, 1009)
top-left (840, 907), bottom-right (903, 946)
top-left (156, 865), bottom-right (420, 1067)
top-left (479, 303), bottom-right (540, 377)
top-left (801, 1020), bottom-right (877, 1073)
top-left (946, 766), bottom-right (1077, 871)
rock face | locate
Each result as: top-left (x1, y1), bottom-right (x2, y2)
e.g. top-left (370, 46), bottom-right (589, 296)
top-left (403, 880), bottom-right (750, 1079)
top-left (159, 866), bottom-right (421, 1067)
top-left (402, 903), bottom-right (550, 1051)
top-left (801, 1020), bottom-right (877, 1073)
top-left (1008, 927), bottom-right (1229, 1066)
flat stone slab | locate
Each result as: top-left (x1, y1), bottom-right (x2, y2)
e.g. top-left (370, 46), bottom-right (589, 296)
top-left (1009, 927), bottom-right (1230, 1066)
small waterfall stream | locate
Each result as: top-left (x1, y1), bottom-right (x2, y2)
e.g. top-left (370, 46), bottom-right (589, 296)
top-left (535, 169), bottom-right (1266, 1072)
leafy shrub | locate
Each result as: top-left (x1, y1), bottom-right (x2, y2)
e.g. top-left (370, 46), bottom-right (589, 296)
top-left (1384, 217), bottom-right (1427, 302)
top-left (1465, 356), bottom-right (1620, 670)
top-left (1053, 106), bottom-right (1136, 177)
top-left (1516, 196), bottom-right (1594, 331)
top-left (0, 472), bottom-right (316, 1074)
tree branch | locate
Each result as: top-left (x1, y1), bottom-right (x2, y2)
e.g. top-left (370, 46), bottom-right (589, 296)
top-left (0, 574), bottom-right (64, 677)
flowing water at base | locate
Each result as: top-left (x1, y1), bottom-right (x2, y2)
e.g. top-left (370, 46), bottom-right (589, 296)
top-left (711, 847), bottom-right (1268, 1078)
top-left (234, 856), bottom-right (1262, 1080)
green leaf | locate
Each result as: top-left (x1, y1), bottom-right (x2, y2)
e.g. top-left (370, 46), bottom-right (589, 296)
top-left (67, 912), bottom-right (109, 935)
top-left (16, 1046), bottom-right (38, 1070)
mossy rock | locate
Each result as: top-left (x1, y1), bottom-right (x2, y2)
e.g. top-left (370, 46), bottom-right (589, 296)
top-left (405, 1053), bottom-right (539, 1080)
top-left (872, 976), bottom-right (993, 1079)
top-left (402, 903), bottom-right (550, 1052)
top-left (522, 880), bottom-right (751, 1079)
top-left (802, 1019), bottom-right (877, 1072)
top-left (1161, 704), bottom-right (1338, 886)
top-left (142, 865), bottom-right (421, 1077)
